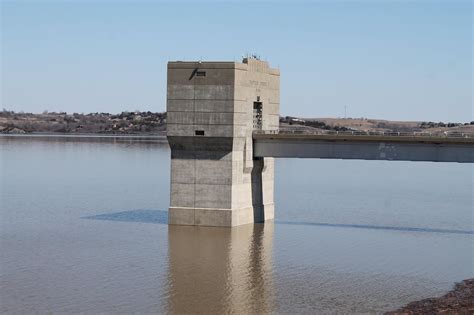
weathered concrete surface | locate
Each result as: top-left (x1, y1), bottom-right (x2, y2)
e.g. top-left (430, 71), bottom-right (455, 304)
top-left (167, 58), bottom-right (279, 227)
top-left (253, 134), bottom-right (474, 163)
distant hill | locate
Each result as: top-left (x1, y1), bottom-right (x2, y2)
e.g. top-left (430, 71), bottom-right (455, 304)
top-left (1, 110), bottom-right (472, 136)
top-left (279, 116), bottom-right (474, 135)
top-left (0, 111), bottom-right (167, 135)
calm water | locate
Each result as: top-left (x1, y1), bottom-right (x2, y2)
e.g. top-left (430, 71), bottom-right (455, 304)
top-left (1, 136), bottom-right (472, 314)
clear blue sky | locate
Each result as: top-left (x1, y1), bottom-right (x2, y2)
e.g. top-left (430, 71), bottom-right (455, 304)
top-left (1, 0), bottom-right (472, 121)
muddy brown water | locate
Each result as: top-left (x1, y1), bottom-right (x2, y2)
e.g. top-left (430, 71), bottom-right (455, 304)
top-left (1, 136), bottom-right (472, 313)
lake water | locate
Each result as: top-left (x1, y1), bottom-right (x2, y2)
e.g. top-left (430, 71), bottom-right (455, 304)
top-left (1, 136), bottom-right (472, 314)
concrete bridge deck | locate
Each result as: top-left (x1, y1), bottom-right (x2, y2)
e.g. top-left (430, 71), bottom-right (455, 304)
top-left (253, 130), bottom-right (474, 163)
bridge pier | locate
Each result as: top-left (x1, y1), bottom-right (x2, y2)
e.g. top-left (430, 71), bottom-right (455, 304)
top-left (167, 58), bottom-right (280, 227)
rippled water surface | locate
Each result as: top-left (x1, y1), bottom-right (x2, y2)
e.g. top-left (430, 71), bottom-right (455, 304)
top-left (1, 136), bottom-right (472, 313)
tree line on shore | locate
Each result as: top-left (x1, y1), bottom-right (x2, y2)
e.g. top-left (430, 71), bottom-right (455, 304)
top-left (1, 109), bottom-right (473, 135)
top-left (0, 110), bottom-right (167, 134)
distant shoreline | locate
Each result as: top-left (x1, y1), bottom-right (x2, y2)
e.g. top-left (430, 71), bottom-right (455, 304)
top-left (0, 133), bottom-right (168, 143)
top-left (0, 132), bottom-right (167, 139)
top-left (1, 110), bottom-right (473, 136)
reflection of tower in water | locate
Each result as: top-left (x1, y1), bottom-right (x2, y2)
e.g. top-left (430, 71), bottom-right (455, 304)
top-left (166, 223), bottom-right (274, 314)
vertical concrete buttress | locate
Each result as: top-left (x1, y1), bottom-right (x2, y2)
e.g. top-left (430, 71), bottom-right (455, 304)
top-left (167, 58), bottom-right (280, 227)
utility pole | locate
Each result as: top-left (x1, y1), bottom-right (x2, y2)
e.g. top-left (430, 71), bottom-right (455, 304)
top-left (344, 105), bottom-right (347, 119)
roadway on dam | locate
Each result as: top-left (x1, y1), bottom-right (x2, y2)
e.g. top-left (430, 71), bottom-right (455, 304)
top-left (253, 131), bottom-right (474, 163)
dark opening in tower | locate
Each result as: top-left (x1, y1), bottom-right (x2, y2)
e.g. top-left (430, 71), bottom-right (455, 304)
top-left (253, 102), bottom-right (263, 130)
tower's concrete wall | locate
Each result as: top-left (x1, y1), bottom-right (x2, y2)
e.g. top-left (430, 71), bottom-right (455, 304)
top-left (167, 58), bottom-right (279, 227)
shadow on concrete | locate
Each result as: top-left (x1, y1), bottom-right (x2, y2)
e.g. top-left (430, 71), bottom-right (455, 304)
top-left (83, 209), bottom-right (168, 225)
top-left (275, 220), bottom-right (474, 235)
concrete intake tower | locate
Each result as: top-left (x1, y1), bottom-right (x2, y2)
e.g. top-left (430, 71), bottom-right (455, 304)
top-left (167, 58), bottom-right (280, 227)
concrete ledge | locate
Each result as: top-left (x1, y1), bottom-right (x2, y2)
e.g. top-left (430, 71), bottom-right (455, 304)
top-left (168, 61), bottom-right (238, 69)
top-left (169, 206), bottom-right (273, 227)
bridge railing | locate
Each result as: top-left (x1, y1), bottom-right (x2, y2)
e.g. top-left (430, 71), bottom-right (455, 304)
top-left (253, 129), bottom-right (474, 139)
